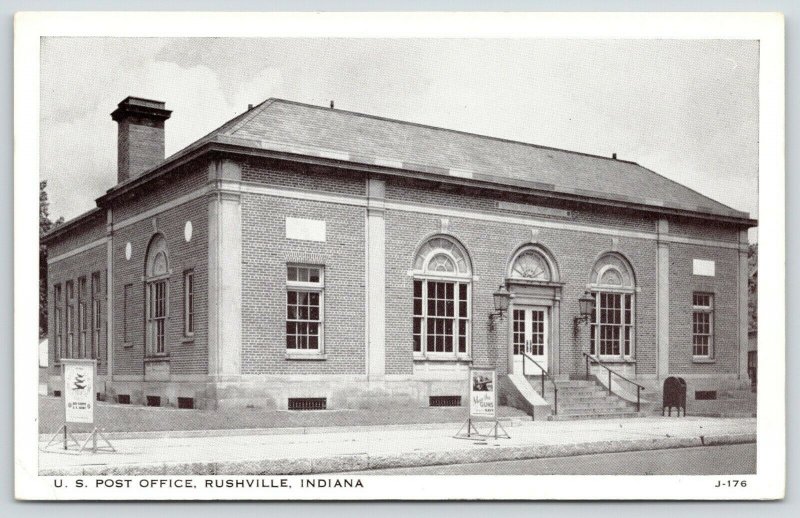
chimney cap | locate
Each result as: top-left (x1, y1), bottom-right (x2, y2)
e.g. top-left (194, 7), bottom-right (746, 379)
top-left (111, 96), bottom-right (172, 122)
top-left (612, 152), bottom-right (617, 159)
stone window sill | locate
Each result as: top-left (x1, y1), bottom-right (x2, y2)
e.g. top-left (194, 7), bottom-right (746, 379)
top-left (285, 352), bottom-right (327, 361)
top-left (122, 342), bottom-right (133, 349)
top-left (413, 354), bottom-right (472, 362)
top-left (692, 357), bottom-right (716, 364)
top-left (181, 336), bottom-right (195, 344)
top-left (594, 358), bottom-right (636, 364)
top-left (143, 355), bottom-right (170, 362)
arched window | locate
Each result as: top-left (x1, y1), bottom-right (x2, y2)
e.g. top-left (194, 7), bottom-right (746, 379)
top-left (145, 234), bottom-right (170, 356)
top-left (509, 248), bottom-right (553, 281)
top-left (588, 253), bottom-right (636, 359)
top-left (411, 236), bottom-right (472, 357)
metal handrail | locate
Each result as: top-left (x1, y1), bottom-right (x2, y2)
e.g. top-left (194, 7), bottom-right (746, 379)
top-left (582, 352), bottom-right (645, 412)
top-left (522, 346), bottom-right (559, 416)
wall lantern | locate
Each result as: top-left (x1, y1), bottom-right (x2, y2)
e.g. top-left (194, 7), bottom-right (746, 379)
top-left (488, 284), bottom-right (511, 331)
top-left (573, 290), bottom-right (595, 332)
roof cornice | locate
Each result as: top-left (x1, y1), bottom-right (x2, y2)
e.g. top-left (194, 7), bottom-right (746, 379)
top-left (63, 135), bottom-right (756, 242)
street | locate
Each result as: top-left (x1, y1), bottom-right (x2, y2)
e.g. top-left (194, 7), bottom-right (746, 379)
top-left (352, 443), bottom-right (756, 475)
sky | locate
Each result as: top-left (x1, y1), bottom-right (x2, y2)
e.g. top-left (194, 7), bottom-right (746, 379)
top-left (39, 38), bottom-right (759, 239)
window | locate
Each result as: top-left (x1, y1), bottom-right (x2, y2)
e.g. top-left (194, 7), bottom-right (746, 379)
top-left (65, 280), bottom-right (74, 358)
top-left (286, 265), bottom-right (323, 351)
top-left (412, 236), bottom-right (472, 357)
top-left (53, 284), bottom-right (62, 362)
top-left (183, 270), bottom-right (194, 336)
top-left (588, 253), bottom-right (636, 360)
top-left (78, 277), bottom-right (87, 358)
top-left (91, 272), bottom-right (101, 360)
top-left (123, 284), bottom-right (132, 343)
top-left (589, 292), bottom-right (633, 357)
top-left (509, 249), bottom-right (552, 281)
top-left (692, 293), bottom-right (714, 358)
top-left (148, 281), bottom-right (167, 354)
top-left (145, 235), bottom-right (170, 356)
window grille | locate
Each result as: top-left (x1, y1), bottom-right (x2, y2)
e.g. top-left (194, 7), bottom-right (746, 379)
top-left (288, 397), bottom-right (327, 410)
top-left (429, 396), bottom-right (462, 407)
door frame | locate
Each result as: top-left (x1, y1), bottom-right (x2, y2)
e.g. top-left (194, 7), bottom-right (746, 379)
top-left (510, 305), bottom-right (551, 375)
top-left (506, 287), bottom-right (561, 376)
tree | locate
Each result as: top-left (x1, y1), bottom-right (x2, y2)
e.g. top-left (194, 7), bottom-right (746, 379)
top-left (748, 243), bottom-right (757, 333)
top-left (40, 181), bottom-right (63, 338)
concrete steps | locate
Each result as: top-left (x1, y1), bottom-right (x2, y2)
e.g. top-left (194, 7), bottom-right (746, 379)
top-left (526, 376), bottom-right (643, 421)
top-left (549, 411), bottom-right (644, 421)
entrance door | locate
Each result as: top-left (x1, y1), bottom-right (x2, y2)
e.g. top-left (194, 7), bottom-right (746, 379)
top-left (512, 307), bottom-right (548, 375)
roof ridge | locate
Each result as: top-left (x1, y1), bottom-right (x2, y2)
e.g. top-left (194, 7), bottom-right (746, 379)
top-left (266, 98), bottom-right (635, 165)
top-left (226, 98), bottom-right (277, 136)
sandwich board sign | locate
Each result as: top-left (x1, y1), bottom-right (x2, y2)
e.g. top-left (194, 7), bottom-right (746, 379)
top-left (454, 367), bottom-right (509, 440)
top-left (469, 368), bottom-right (497, 419)
top-left (63, 359), bottom-right (95, 424)
top-left (44, 358), bottom-right (114, 453)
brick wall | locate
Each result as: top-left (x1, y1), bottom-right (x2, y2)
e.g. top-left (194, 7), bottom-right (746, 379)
top-left (668, 216), bottom-right (741, 242)
top-left (383, 207), bottom-right (659, 377)
top-left (241, 157), bottom-right (366, 197)
top-left (240, 192), bottom-right (366, 375)
top-left (113, 163), bottom-right (209, 223)
top-left (110, 193), bottom-right (208, 376)
top-left (386, 177), bottom-right (657, 233)
top-left (46, 211), bottom-right (106, 258)
top-left (48, 243), bottom-right (108, 376)
top-left (667, 242), bottom-right (741, 375)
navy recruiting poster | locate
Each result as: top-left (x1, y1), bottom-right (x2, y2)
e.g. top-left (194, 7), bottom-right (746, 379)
top-left (62, 359), bottom-right (95, 424)
top-left (469, 368), bottom-right (496, 419)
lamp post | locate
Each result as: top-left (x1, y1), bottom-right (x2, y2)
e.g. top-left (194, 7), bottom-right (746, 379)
top-left (488, 285), bottom-right (510, 331)
top-left (573, 290), bottom-right (595, 334)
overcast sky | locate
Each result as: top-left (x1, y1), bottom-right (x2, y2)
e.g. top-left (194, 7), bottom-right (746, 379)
top-left (40, 38), bottom-right (759, 238)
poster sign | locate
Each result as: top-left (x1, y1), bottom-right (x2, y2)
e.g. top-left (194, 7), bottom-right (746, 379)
top-left (62, 359), bottom-right (95, 424)
top-left (469, 368), bottom-right (496, 419)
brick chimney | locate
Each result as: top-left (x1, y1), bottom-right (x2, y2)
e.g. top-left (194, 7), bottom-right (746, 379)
top-left (111, 97), bottom-right (172, 183)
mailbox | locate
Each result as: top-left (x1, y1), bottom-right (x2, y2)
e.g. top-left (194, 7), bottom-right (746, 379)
top-left (662, 376), bottom-right (687, 416)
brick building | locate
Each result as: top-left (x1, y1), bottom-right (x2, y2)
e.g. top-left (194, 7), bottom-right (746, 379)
top-left (43, 96), bottom-right (756, 413)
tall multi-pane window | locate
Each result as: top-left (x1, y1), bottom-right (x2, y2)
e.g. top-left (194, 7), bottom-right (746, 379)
top-left (78, 277), bottom-right (87, 358)
top-left (589, 292), bottom-right (633, 357)
top-left (184, 270), bottom-right (194, 336)
top-left (65, 280), bottom-right (74, 358)
top-left (286, 265), bottom-right (323, 351)
top-left (145, 235), bottom-right (170, 356)
top-left (149, 281), bottom-right (167, 353)
top-left (91, 272), bottom-right (101, 360)
top-left (692, 293), bottom-right (714, 358)
top-left (588, 253), bottom-right (636, 360)
top-left (53, 284), bottom-right (62, 362)
top-left (411, 236), bottom-right (472, 357)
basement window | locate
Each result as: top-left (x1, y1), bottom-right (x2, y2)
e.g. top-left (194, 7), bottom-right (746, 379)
top-left (695, 390), bottom-right (717, 400)
top-left (177, 397), bottom-right (195, 409)
top-left (429, 396), bottom-right (462, 407)
top-left (146, 395), bottom-right (162, 407)
top-left (117, 394), bottom-right (131, 404)
top-left (288, 397), bottom-right (327, 411)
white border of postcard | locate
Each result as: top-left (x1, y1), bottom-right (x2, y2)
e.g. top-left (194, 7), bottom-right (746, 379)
top-left (14, 11), bottom-right (785, 500)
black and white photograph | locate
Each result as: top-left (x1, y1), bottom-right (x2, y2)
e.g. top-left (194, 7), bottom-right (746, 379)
top-left (14, 11), bottom-right (785, 501)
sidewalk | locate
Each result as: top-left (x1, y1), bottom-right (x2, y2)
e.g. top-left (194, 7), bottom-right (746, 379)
top-left (39, 416), bottom-right (756, 476)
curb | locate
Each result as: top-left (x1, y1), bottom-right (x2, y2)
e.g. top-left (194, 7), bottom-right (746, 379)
top-left (39, 432), bottom-right (756, 476)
